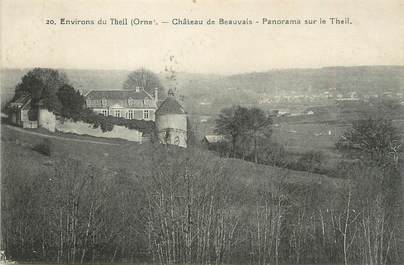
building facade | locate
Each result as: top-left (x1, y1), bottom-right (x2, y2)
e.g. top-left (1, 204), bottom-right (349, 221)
top-left (8, 95), bottom-right (38, 128)
top-left (8, 95), bottom-right (56, 131)
top-left (85, 87), bottom-right (158, 121)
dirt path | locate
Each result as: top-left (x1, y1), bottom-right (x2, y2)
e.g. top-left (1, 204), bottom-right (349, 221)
top-left (3, 124), bottom-right (121, 146)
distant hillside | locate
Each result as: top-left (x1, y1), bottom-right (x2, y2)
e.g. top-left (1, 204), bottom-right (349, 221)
top-left (228, 66), bottom-right (404, 94)
top-left (178, 66), bottom-right (404, 112)
top-left (2, 66), bottom-right (403, 111)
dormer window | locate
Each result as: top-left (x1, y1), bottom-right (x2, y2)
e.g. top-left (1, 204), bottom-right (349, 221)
top-left (144, 98), bottom-right (151, 105)
top-left (128, 97), bottom-right (134, 106)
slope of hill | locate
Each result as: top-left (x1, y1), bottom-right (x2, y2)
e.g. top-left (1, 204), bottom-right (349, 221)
top-left (1, 124), bottom-right (343, 191)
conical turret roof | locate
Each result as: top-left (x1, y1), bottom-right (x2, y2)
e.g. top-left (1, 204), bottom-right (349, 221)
top-left (156, 90), bottom-right (186, 115)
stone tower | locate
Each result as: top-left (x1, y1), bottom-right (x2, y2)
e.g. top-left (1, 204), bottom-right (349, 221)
top-left (155, 89), bottom-right (187, 148)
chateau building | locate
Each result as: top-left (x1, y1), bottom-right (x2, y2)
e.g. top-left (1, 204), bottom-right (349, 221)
top-left (85, 87), bottom-right (158, 121)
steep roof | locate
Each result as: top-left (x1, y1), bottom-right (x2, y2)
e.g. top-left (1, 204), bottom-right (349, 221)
top-left (8, 94), bottom-right (32, 110)
top-left (156, 96), bottom-right (186, 115)
top-left (86, 90), bottom-right (153, 100)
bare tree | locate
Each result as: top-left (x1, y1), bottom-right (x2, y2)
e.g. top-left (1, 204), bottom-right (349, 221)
top-left (123, 68), bottom-right (164, 96)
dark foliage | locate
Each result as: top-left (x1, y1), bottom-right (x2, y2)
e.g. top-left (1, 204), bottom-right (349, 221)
top-left (32, 139), bottom-right (51, 156)
top-left (206, 141), bottom-right (232, 157)
top-left (257, 141), bottom-right (288, 167)
top-left (27, 108), bottom-right (38, 121)
top-left (215, 105), bottom-right (272, 158)
top-left (295, 150), bottom-right (324, 171)
top-left (79, 108), bottom-right (155, 134)
top-left (13, 68), bottom-right (68, 113)
top-left (336, 118), bottom-right (401, 165)
top-left (57, 84), bottom-right (86, 121)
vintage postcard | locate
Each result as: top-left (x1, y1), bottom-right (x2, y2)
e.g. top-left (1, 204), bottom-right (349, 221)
top-left (0, 0), bottom-right (403, 264)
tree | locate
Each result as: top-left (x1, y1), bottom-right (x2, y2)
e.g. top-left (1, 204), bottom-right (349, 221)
top-left (57, 84), bottom-right (85, 121)
top-left (215, 106), bottom-right (245, 157)
top-left (336, 118), bottom-right (401, 165)
top-left (123, 68), bottom-right (164, 96)
top-left (245, 108), bottom-right (272, 163)
top-left (14, 68), bottom-right (68, 113)
top-left (215, 106), bottom-right (272, 160)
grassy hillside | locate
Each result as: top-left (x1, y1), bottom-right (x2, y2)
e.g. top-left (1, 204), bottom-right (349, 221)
top-left (1, 125), bottom-right (343, 191)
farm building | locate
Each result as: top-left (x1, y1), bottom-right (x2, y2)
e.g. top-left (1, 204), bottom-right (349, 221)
top-left (7, 95), bottom-right (36, 128)
top-left (7, 95), bottom-right (56, 132)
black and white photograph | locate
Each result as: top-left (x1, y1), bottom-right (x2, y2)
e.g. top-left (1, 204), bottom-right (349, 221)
top-left (0, 1), bottom-right (403, 264)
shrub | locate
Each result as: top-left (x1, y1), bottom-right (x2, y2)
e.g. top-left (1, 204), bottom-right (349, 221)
top-left (32, 139), bottom-right (51, 156)
top-left (258, 142), bottom-right (288, 167)
top-left (27, 108), bottom-right (38, 121)
top-left (207, 141), bottom-right (231, 157)
top-left (57, 84), bottom-right (86, 121)
top-left (79, 108), bottom-right (155, 134)
top-left (289, 150), bottom-right (324, 172)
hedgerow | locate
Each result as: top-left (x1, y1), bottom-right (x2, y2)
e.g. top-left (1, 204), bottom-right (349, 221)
top-left (79, 108), bottom-right (155, 134)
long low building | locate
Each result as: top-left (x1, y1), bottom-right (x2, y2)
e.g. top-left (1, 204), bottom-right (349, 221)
top-left (85, 87), bottom-right (158, 121)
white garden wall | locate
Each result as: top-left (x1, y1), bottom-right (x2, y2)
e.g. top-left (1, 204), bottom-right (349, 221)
top-left (56, 120), bottom-right (143, 142)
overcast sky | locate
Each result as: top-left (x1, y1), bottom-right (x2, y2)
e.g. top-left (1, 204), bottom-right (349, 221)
top-left (1, 0), bottom-right (403, 74)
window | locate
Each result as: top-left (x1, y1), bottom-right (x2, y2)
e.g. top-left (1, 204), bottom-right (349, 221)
top-left (128, 110), bottom-right (134, 119)
top-left (114, 110), bottom-right (121, 117)
top-left (101, 98), bottom-right (108, 106)
top-left (102, 110), bottom-right (108, 116)
top-left (143, 110), bottom-right (149, 119)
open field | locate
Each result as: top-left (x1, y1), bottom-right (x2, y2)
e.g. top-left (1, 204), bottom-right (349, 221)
top-left (271, 122), bottom-right (347, 156)
top-left (194, 114), bottom-right (404, 153)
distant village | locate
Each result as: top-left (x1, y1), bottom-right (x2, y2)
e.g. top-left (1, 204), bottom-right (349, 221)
top-left (256, 88), bottom-right (403, 105)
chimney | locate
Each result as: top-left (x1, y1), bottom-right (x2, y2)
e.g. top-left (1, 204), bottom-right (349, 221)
top-left (154, 88), bottom-right (158, 103)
